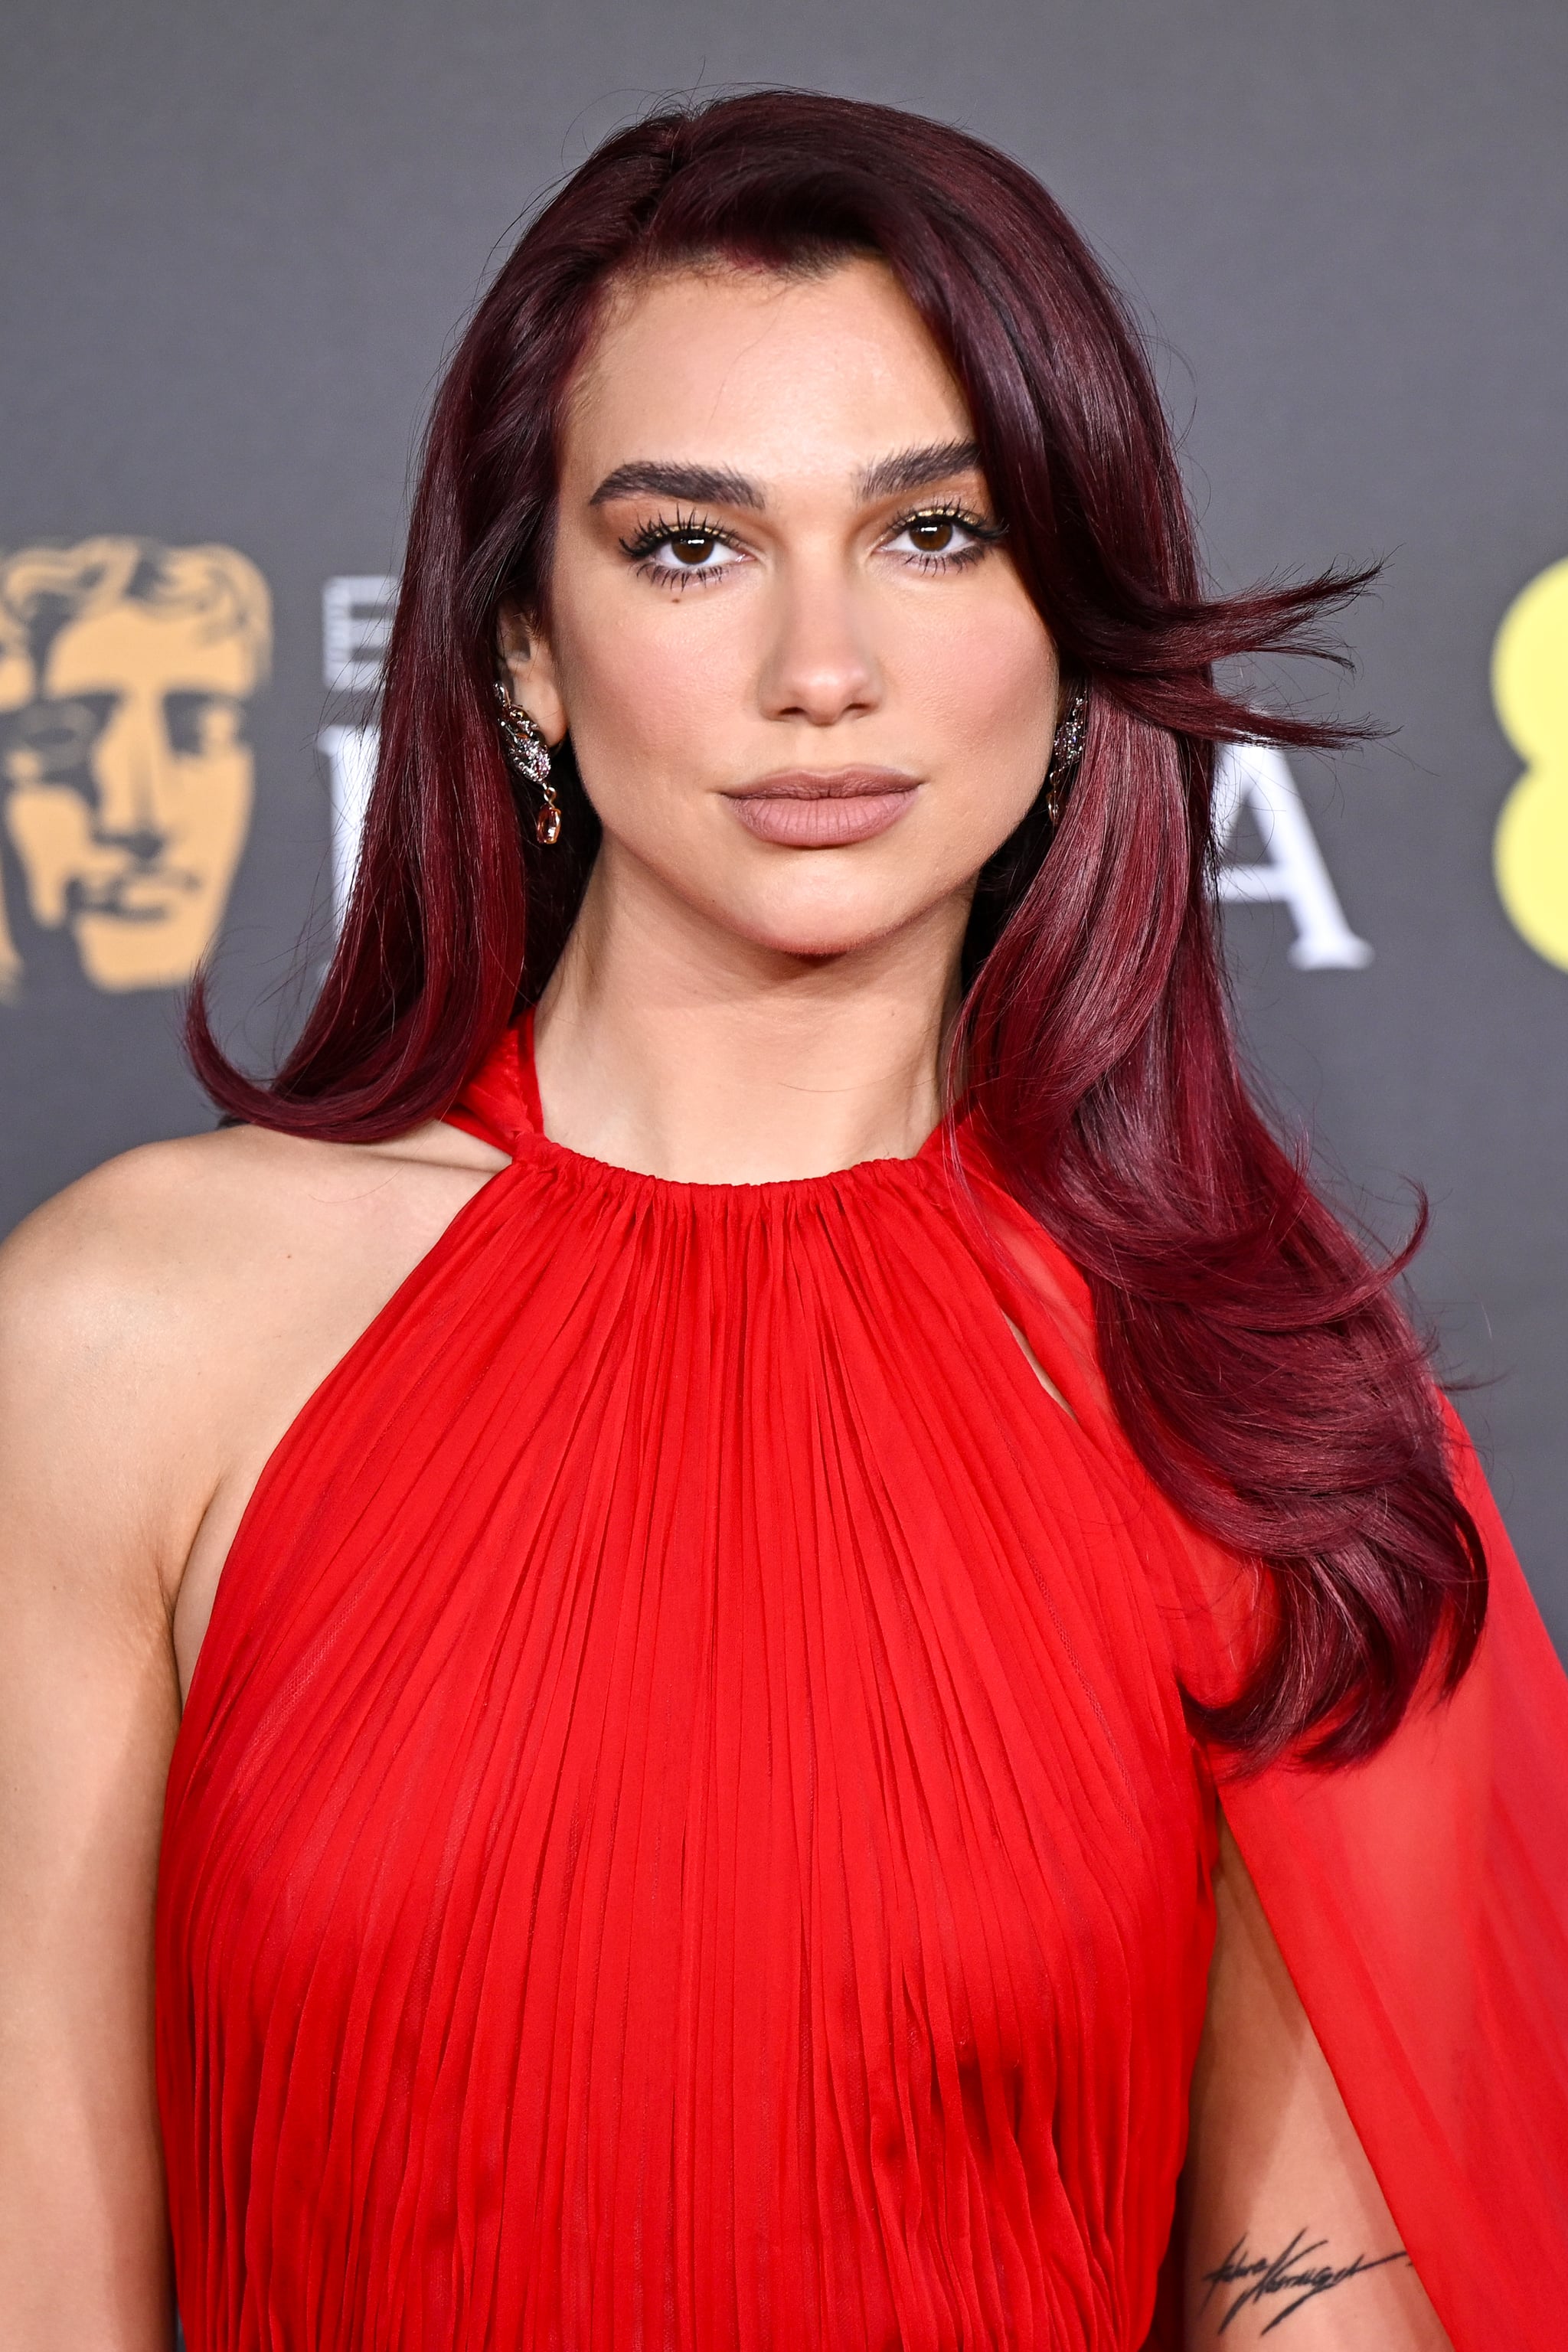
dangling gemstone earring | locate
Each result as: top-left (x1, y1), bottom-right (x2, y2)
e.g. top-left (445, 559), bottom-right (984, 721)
top-left (494, 680), bottom-right (562, 846)
top-left (1044, 681), bottom-right (1089, 828)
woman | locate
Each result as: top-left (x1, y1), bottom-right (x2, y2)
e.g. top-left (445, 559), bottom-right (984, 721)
top-left (1, 90), bottom-right (1563, 2352)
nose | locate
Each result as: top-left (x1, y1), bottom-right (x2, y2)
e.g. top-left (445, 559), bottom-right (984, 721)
top-left (91, 697), bottom-right (171, 858)
top-left (757, 564), bottom-right (882, 727)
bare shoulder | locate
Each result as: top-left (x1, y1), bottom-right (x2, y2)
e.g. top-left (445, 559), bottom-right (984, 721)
top-left (0, 1116), bottom-right (509, 1611)
top-left (0, 1129), bottom-right (280, 1557)
top-left (1, 1125), bottom-right (341, 1360)
top-left (0, 1119), bottom-right (498, 1414)
top-left (2, 1112), bottom-right (508, 1318)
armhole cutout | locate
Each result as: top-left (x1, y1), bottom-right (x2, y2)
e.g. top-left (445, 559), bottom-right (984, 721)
top-left (1002, 1309), bottom-right (1074, 1419)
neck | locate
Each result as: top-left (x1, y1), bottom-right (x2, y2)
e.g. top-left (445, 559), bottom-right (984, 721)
top-left (533, 846), bottom-right (969, 1183)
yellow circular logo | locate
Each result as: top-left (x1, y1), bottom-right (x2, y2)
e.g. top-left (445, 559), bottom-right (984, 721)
top-left (1493, 557), bottom-right (1568, 970)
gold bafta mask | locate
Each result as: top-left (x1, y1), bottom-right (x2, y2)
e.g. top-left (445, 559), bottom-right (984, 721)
top-left (0, 537), bottom-right (270, 996)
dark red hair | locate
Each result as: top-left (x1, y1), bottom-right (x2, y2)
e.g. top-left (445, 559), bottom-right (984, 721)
top-left (188, 90), bottom-right (1483, 1765)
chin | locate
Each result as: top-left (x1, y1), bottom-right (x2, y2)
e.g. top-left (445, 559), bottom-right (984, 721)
top-left (726, 894), bottom-right (926, 962)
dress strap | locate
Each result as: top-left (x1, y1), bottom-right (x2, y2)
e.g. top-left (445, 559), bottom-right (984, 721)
top-left (441, 1009), bottom-right (542, 1158)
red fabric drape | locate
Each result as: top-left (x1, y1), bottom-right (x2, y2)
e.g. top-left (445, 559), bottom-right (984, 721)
top-left (1223, 1429), bottom-right (1568, 2350)
top-left (969, 1147), bottom-right (1568, 2349)
top-left (155, 1018), bottom-right (1568, 2349)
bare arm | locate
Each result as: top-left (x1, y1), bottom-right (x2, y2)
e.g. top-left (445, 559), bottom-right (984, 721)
top-left (1183, 1816), bottom-right (1451, 2349)
top-left (0, 1116), bottom-right (508, 2350)
top-left (0, 1164), bottom-right (200, 2350)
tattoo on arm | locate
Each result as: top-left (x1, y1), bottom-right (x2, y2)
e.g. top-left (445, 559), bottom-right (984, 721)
top-left (1199, 2230), bottom-right (1411, 2335)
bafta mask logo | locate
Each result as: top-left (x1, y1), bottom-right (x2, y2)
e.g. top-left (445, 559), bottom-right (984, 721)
top-left (0, 537), bottom-right (270, 997)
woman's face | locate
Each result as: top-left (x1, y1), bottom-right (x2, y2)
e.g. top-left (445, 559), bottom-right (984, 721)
top-left (508, 256), bottom-right (1060, 962)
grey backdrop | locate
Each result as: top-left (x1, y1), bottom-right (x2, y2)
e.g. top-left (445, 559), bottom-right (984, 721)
top-left (2, 2), bottom-right (1564, 1647)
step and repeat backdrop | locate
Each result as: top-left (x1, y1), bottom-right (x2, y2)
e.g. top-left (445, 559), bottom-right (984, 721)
top-left (2, 2), bottom-right (1564, 1645)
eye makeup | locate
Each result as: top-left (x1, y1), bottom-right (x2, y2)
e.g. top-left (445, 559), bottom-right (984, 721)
top-left (883, 501), bottom-right (1007, 572)
top-left (616, 508), bottom-right (736, 583)
top-left (616, 500), bottom-right (1007, 590)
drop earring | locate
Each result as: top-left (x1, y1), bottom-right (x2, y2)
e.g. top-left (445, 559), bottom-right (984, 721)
top-left (494, 680), bottom-right (562, 846)
top-left (1044, 682), bottom-right (1089, 829)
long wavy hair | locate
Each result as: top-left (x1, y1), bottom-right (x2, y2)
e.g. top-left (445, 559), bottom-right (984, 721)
top-left (187, 90), bottom-right (1484, 1766)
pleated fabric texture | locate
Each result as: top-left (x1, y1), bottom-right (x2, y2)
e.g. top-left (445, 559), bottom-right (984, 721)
top-left (157, 1024), bottom-right (1216, 2352)
top-left (156, 1018), bottom-right (1568, 2350)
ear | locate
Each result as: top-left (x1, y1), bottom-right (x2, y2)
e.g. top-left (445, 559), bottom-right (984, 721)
top-left (495, 603), bottom-right (568, 745)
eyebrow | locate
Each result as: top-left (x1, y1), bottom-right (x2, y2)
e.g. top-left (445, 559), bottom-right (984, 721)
top-left (588, 461), bottom-right (766, 510)
top-left (586, 439), bottom-right (988, 515)
top-left (854, 439), bottom-right (985, 501)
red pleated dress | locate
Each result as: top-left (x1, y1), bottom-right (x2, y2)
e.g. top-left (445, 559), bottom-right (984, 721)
top-left (155, 1017), bottom-right (1568, 2351)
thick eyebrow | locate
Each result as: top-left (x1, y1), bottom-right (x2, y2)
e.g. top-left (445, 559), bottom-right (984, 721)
top-left (588, 439), bottom-right (988, 514)
top-left (854, 439), bottom-right (985, 502)
top-left (588, 461), bottom-right (766, 511)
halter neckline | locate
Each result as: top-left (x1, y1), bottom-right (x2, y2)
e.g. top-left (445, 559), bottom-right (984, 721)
top-left (449, 1007), bottom-right (957, 1201)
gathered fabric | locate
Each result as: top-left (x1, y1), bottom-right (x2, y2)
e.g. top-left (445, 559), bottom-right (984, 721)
top-left (156, 1020), bottom-right (1568, 2351)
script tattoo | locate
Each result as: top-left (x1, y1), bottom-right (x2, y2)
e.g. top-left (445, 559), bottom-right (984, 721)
top-left (1199, 2230), bottom-right (1411, 2334)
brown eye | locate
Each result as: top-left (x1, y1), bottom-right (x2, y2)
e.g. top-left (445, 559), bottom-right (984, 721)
top-left (906, 517), bottom-right (957, 554)
top-left (619, 517), bottom-right (742, 585)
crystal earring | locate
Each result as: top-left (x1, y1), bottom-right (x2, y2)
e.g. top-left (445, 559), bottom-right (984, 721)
top-left (1044, 682), bottom-right (1089, 828)
top-left (494, 680), bottom-right (562, 846)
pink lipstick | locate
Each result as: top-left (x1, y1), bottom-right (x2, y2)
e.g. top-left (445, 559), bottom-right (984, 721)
top-left (724, 766), bottom-right (920, 848)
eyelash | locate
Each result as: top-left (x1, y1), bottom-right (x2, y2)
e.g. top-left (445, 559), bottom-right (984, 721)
top-left (616, 501), bottom-right (1005, 590)
top-left (893, 501), bottom-right (1008, 573)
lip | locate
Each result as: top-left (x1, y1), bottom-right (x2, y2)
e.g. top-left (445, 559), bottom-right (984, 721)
top-left (724, 766), bottom-right (920, 848)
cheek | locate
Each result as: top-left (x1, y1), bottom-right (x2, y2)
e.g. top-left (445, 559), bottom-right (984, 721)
top-left (553, 577), bottom-right (744, 805)
top-left (903, 600), bottom-right (1058, 818)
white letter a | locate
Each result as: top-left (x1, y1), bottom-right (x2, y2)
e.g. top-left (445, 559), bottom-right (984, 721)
top-left (1213, 743), bottom-right (1372, 970)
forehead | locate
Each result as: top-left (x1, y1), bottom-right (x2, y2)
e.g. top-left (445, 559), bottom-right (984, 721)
top-left (42, 602), bottom-right (256, 695)
top-left (564, 257), bottom-right (975, 490)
